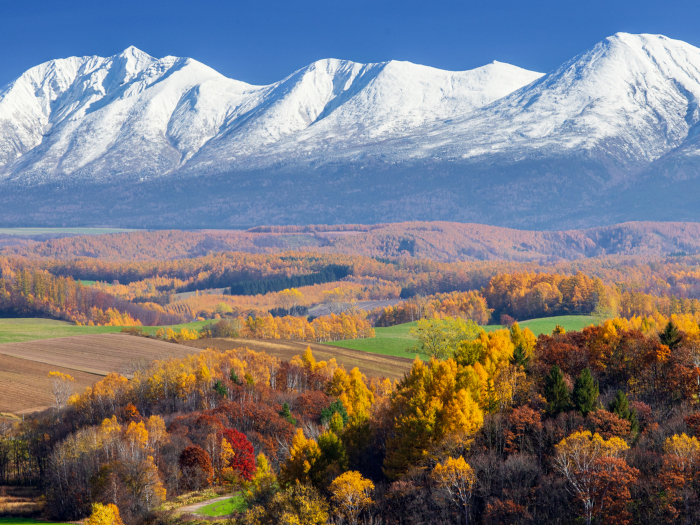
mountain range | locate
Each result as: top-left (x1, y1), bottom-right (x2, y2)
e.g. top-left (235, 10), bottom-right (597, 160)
top-left (1, 33), bottom-right (700, 228)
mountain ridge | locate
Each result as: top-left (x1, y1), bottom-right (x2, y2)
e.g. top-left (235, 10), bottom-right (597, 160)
top-left (1, 33), bottom-right (700, 228)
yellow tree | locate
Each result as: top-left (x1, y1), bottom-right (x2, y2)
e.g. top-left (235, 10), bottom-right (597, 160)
top-left (661, 433), bottom-right (700, 521)
top-left (327, 367), bottom-right (375, 424)
top-left (87, 503), bottom-right (124, 525)
top-left (279, 288), bottom-right (304, 313)
top-left (280, 429), bottom-right (322, 486)
top-left (432, 456), bottom-right (477, 525)
top-left (48, 371), bottom-right (74, 414)
top-left (330, 471), bottom-right (375, 525)
top-left (553, 431), bottom-right (630, 525)
top-left (384, 358), bottom-right (483, 479)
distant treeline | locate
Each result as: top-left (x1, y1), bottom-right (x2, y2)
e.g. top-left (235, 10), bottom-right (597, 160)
top-left (0, 268), bottom-right (183, 326)
top-left (227, 265), bottom-right (351, 296)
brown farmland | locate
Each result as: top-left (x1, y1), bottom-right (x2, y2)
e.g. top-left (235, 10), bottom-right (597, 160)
top-left (0, 334), bottom-right (194, 414)
top-left (0, 354), bottom-right (100, 414)
top-left (0, 334), bottom-right (193, 376)
top-left (183, 338), bottom-right (413, 380)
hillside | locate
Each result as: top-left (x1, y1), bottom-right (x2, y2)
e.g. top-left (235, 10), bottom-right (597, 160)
top-left (3, 221), bottom-right (700, 262)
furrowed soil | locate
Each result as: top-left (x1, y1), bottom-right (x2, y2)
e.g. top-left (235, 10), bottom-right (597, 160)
top-left (0, 334), bottom-right (192, 376)
top-left (0, 355), bottom-right (100, 414)
top-left (0, 334), bottom-right (196, 414)
top-left (182, 338), bottom-right (413, 380)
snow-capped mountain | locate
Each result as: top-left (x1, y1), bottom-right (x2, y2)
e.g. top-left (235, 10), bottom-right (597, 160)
top-left (0, 48), bottom-right (542, 182)
top-left (2, 33), bottom-right (700, 229)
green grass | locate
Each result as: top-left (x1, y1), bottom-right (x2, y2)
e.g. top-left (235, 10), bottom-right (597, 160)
top-left (322, 315), bottom-right (597, 358)
top-left (0, 518), bottom-right (65, 525)
top-left (0, 318), bottom-right (213, 344)
top-left (197, 494), bottom-right (246, 516)
top-left (0, 227), bottom-right (136, 236)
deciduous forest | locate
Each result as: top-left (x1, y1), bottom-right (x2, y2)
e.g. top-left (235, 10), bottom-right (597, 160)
top-left (4, 225), bottom-right (700, 524)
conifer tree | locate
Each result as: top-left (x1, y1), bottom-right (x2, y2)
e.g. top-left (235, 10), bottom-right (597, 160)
top-left (659, 321), bottom-right (682, 350)
top-left (230, 368), bottom-right (239, 384)
top-left (280, 402), bottom-right (297, 425)
top-left (510, 342), bottom-right (529, 369)
top-left (544, 365), bottom-right (570, 415)
top-left (573, 368), bottom-right (599, 417)
top-left (213, 379), bottom-right (227, 398)
top-left (609, 390), bottom-right (638, 433)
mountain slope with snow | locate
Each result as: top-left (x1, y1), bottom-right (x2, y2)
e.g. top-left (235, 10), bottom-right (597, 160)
top-left (2, 33), bottom-right (700, 228)
top-left (0, 50), bottom-right (542, 181)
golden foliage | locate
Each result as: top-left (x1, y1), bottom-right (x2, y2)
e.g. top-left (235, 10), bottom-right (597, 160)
top-left (87, 503), bottom-right (123, 525)
top-left (330, 470), bottom-right (375, 525)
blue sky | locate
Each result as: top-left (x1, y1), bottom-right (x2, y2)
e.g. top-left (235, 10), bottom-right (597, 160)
top-left (1, 0), bottom-right (698, 87)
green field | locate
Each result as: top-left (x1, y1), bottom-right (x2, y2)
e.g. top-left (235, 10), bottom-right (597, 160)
top-left (0, 518), bottom-right (65, 525)
top-left (0, 227), bottom-right (136, 236)
top-left (323, 315), bottom-right (596, 358)
top-left (0, 318), bottom-right (213, 344)
top-left (197, 494), bottom-right (246, 516)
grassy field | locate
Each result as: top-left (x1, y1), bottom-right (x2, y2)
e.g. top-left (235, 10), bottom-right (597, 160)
top-left (0, 318), bottom-right (212, 344)
top-left (0, 227), bottom-right (136, 236)
top-left (197, 494), bottom-right (246, 516)
top-left (323, 315), bottom-right (597, 358)
top-left (0, 519), bottom-right (48, 524)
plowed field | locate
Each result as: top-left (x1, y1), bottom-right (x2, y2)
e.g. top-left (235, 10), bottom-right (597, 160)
top-left (182, 338), bottom-right (413, 380)
top-left (0, 355), bottom-right (100, 414)
top-left (0, 334), bottom-right (192, 376)
top-left (0, 334), bottom-right (195, 414)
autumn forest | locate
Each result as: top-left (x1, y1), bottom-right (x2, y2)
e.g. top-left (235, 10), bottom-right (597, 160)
top-left (3, 224), bottom-right (700, 524)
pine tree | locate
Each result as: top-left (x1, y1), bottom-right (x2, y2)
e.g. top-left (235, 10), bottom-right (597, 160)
top-left (510, 342), bottom-right (530, 368)
top-left (609, 390), bottom-right (639, 433)
top-left (280, 402), bottom-right (297, 425)
top-left (659, 321), bottom-right (682, 350)
top-left (213, 379), bottom-right (227, 398)
top-left (544, 365), bottom-right (570, 415)
top-left (230, 368), bottom-right (239, 384)
top-left (572, 368), bottom-right (599, 416)
top-left (321, 399), bottom-right (349, 426)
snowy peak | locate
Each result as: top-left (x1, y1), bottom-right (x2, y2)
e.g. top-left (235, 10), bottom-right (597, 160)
top-left (4, 34), bottom-right (700, 186)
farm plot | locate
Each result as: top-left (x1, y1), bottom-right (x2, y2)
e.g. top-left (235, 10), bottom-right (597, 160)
top-left (0, 354), bottom-right (100, 414)
top-left (0, 334), bottom-right (192, 376)
top-left (182, 338), bottom-right (413, 380)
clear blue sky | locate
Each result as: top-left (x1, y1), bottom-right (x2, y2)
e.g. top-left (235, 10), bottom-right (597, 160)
top-left (1, 0), bottom-right (698, 87)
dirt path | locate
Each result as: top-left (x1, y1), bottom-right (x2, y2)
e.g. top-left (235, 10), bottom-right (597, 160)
top-left (175, 494), bottom-right (234, 514)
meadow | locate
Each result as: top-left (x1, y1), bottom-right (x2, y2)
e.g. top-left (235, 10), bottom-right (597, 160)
top-left (322, 315), bottom-right (597, 358)
top-left (196, 494), bottom-right (246, 516)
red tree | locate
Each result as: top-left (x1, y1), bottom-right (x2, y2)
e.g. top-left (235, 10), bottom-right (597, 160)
top-left (219, 428), bottom-right (256, 481)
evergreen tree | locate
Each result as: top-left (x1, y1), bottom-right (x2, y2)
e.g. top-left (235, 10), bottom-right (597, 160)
top-left (659, 321), bottom-right (682, 350)
top-left (572, 368), bottom-right (599, 416)
top-left (213, 379), bottom-right (227, 398)
top-left (609, 390), bottom-right (639, 433)
top-left (321, 400), bottom-right (349, 426)
top-left (230, 368), bottom-right (239, 384)
top-left (280, 402), bottom-right (297, 425)
top-left (510, 342), bottom-right (530, 368)
top-left (544, 365), bottom-right (570, 415)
